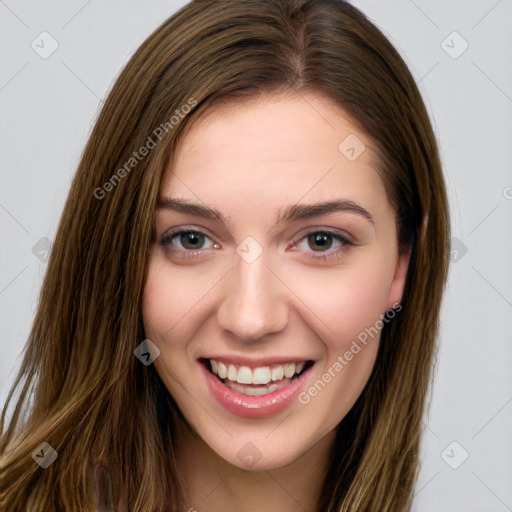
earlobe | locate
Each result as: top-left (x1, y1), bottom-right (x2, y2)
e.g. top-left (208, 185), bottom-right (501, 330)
top-left (386, 247), bottom-right (411, 309)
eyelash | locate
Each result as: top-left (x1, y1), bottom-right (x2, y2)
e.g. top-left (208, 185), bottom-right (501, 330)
top-left (159, 225), bottom-right (354, 262)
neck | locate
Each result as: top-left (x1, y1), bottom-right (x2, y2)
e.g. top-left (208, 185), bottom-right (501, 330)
top-left (174, 418), bottom-right (335, 512)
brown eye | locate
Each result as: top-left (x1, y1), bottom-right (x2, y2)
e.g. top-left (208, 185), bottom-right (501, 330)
top-left (159, 229), bottom-right (215, 252)
top-left (293, 229), bottom-right (354, 263)
top-left (179, 232), bottom-right (206, 249)
top-left (307, 232), bottom-right (333, 252)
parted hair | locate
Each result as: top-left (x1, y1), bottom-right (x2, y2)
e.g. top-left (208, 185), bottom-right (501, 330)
top-left (0, 1), bottom-right (450, 510)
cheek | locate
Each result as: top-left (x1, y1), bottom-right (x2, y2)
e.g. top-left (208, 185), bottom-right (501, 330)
top-left (280, 256), bottom-right (394, 341)
top-left (142, 266), bottom-right (176, 343)
top-left (141, 261), bottom-right (202, 400)
top-left (142, 258), bottom-right (218, 343)
top-left (333, 269), bottom-right (391, 335)
top-left (142, 262), bottom-right (197, 395)
top-left (292, 267), bottom-right (388, 428)
top-left (141, 257), bottom-right (232, 395)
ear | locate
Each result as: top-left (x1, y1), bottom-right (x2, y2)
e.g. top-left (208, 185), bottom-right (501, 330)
top-left (386, 213), bottom-right (426, 308)
top-left (386, 247), bottom-right (411, 309)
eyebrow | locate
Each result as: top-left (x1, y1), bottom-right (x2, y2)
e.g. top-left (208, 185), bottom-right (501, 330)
top-left (157, 197), bottom-right (375, 227)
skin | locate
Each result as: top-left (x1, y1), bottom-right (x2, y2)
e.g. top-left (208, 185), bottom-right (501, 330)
top-left (142, 92), bottom-right (410, 511)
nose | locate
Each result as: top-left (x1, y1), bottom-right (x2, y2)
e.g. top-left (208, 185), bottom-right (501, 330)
top-left (216, 249), bottom-right (289, 343)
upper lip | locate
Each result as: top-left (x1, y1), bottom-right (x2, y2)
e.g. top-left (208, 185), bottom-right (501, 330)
top-left (199, 356), bottom-right (313, 367)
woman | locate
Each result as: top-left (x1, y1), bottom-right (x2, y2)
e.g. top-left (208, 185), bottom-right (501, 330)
top-left (0, 0), bottom-right (450, 510)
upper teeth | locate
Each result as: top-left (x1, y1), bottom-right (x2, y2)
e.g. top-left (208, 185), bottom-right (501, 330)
top-left (210, 360), bottom-right (306, 385)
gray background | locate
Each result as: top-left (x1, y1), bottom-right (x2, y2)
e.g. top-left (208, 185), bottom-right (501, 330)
top-left (1, 1), bottom-right (511, 510)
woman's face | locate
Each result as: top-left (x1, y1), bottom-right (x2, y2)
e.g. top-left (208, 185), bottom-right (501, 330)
top-left (143, 92), bottom-right (409, 471)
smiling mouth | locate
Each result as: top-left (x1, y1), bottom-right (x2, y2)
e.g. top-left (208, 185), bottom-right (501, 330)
top-left (200, 358), bottom-right (314, 396)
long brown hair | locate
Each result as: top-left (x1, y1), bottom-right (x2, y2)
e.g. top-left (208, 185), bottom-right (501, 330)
top-left (0, 1), bottom-right (450, 510)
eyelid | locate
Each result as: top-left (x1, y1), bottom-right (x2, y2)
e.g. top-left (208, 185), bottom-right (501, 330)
top-left (159, 225), bottom-right (355, 261)
top-left (160, 225), bottom-right (353, 245)
top-left (160, 225), bottom-right (215, 243)
top-left (289, 226), bottom-right (354, 247)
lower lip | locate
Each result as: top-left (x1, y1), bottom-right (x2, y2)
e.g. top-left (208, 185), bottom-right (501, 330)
top-left (201, 363), bottom-right (312, 419)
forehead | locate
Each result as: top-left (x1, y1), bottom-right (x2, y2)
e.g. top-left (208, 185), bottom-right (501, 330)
top-left (161, 93), bottom-right (389, 221)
